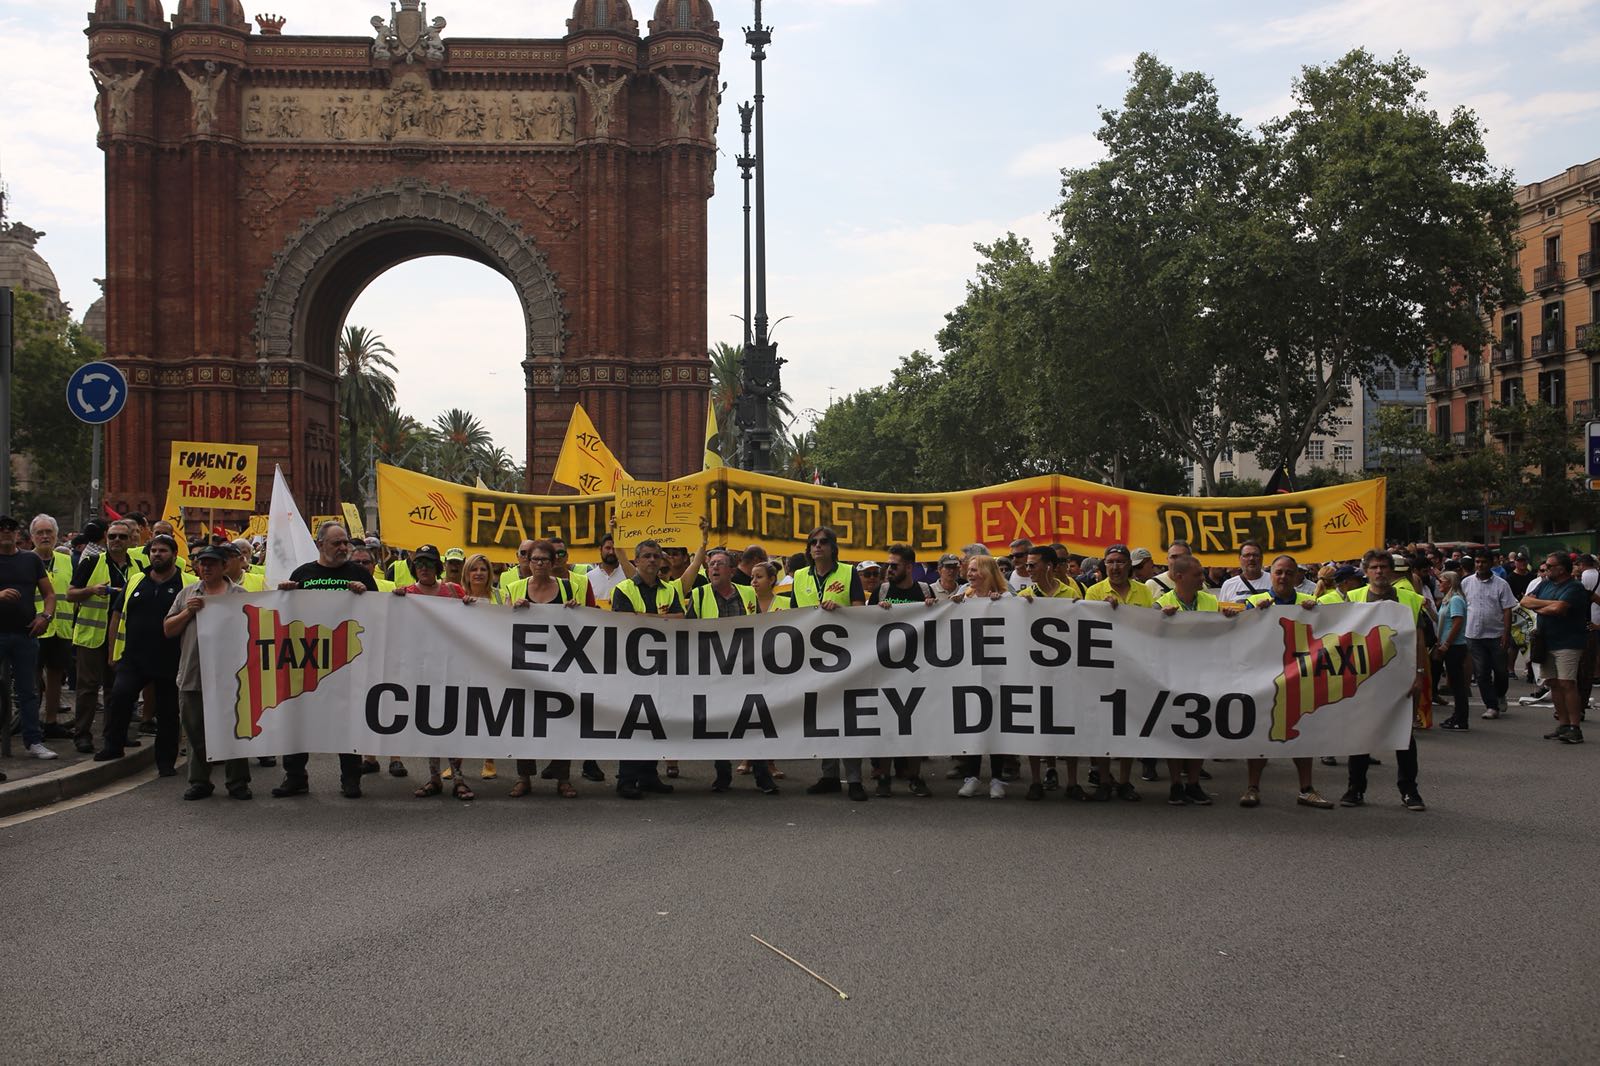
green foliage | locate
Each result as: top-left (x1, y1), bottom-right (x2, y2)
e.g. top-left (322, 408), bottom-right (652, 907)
top-left (9, 289), bottom-right (97, 524)
top-left (337, 325), bottom-right (397, 510)
top-left (1489, 402), bottom-right (1600, 534)
top-left (706, 339), bottom-right (795, 468)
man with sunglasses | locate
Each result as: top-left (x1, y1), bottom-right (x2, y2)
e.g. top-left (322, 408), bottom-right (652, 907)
top-left (610, 538), bottom-right (684, 799)
top-left (66, 519), bottom-right (143, 754)
top-left (793, 526), bottom-right (869, 800)
top-left (499, 538), bottom-right (541, 597)
top-left (99, 533), bottom-right (186, 774)
top-left (1006, 538), bottom-right (1034, 592)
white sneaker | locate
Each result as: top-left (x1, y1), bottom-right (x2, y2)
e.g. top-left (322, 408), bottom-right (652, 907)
top-left (27, 742), bottom-right (58, 760)
top-left (988, 777), bottom-right (1006, 799)
top-left (1481, 708), bottom-right (1500, 720)
top-left (1518, 689), bottom-right (1549, 705)
top-left (957, 776), bottom-right (981, 798)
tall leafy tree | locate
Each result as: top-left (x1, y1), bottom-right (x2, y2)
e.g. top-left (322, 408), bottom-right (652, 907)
top-left (337, 325), bottom-right (397, 510)
top-left (432, 407), bottom-right (493, 483)
top-left (9, 290), bottom-right (97, 524)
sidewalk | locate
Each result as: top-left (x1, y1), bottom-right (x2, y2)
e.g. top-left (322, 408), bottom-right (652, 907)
top-left (0, 708), bottom-right (158, 818)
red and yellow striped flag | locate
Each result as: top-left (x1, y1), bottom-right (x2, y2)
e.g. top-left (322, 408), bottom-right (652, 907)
top-left (1272, 617), bottom-right (1398, 742)
top-left (234, 605), bottom-right (364, 739)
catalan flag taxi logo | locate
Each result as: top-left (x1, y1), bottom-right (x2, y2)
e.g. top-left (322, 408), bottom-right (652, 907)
top-left (1271, 617), bottom-right (1397, 742)
top-left (234, 605), bottom-right (364, 740)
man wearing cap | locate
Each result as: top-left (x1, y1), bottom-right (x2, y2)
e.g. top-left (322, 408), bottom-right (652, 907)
top-left (1129, 548), bottom-right (1158, 588)
top-left (0, 514), bottom-right (59, 760)
top-left (274, 521), bottom-right (378, 798)
top-left (29, 515), bottom-right (75, 739)
top-left (1085, 545), bottom-right (1155, 608)
top-left (65, 518), bottom-right (142, 754)
top-left (100, 534), bottom-right (186, 773)
top-left (1218, 541), bottom-right (1269, 605)
top-left (222, 540), bottom-right (265, 591)
top-left (1317, 565), bottom-right (1365, 603)
top-left (1461, 552), bottom-right (1517, 720)
top-left (1342, 550), bottom-right (1428, 810)
top-left (856, 559), bottom-right (884, 603)
top-left (394, 545), bottom-right (466, 599)
top-left (931, 553), bottom-right (964, 602)
top-left (164, 545), bottom-right (252, 799)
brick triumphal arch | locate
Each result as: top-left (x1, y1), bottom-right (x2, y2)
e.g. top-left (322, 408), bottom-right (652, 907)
top-left (88, 0), bottom-right (720, 517)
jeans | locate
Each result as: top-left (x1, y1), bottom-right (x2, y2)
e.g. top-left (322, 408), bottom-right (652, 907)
top-left (104, 658), bottom-right (179, 769)
top-left (1348, 735), bottom-right (1419, 796)
top-left (0, 632), bottom-right (43, 747)
top-left (1468, 637), bottom-right (1510, 711)
top-left (1444, 645), bottom-right (1471, 725)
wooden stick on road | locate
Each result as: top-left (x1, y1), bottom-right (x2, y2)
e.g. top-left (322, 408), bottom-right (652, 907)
top-left (750, 934), bottom-right (850, 1001)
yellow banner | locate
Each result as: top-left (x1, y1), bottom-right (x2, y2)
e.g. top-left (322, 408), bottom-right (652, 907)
top-left (550, 402), bottom-right (630, 495)
top-left (167, 440), bottom-right (260, 511)
top-left (340, 503), bottom-right (366, 540)
top-left (377, 463), bottom-right (1385, 566)
top-left (242, 515), bottom-right (271, 539)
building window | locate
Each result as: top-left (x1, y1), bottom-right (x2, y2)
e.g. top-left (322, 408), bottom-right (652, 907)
top-left (1501, 377), bottom-right (1524, 406)
top-left (679, 0), bottom-right (693, 28)
top-left (1465, 400), bottom-right (1482, 437)
top-left (1437, 406), bottom-right (1452, 437)
top-left (1218, 470), bottom-right (1234, 483)
top-left (1373, 368), bottom-right (1398, 391)
top-left (1545, 233), bottom-right (1561, 264)
top-left (1502, 311), bottom-right (1521, 347)
top-left (594, 0), bottom-right (609, 28)
top-left (1306, 440), bottom-right (1325, 462)
top-left (1334, 441), bottom-right (1354, 462)
top-left (1538, 368), bottom-right (1566, 406)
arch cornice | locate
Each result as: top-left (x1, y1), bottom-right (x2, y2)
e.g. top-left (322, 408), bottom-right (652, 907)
top-left (252, 179), bottom-right (567, 370)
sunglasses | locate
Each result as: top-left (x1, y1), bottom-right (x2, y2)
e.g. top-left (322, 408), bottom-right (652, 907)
top-left (554, 549), bottom-right (568, 556)
top-left (107, 533), bottom-right (130, 540)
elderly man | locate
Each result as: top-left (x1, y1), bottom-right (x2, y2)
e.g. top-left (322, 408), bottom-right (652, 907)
top-left (1145, 539), bottom-right (1192, 599)
top-left (0, 514), bottom-right (59, 760)
top-left (272, 522), bottom-right (378, 798)
top-left (689, 548), bottom-right (778, 796)
top-left (1461, 552), bottom-right (1518, 720)
top-left (29, 515), bottom-right (75, 738)
top-left (66, 519), bottom-right (142, 754)
top-left (164, 545), bottom-right (253, 800)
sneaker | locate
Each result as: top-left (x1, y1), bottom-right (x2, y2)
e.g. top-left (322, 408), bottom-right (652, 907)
top-left (388, 759), bottom-right (408, 778)
top-left (1544, 725), bottom-right (1568, 740)
top-left (359, 759), bottom-right (380, 775)
top-left (339, 781), bottom-right (362, 799)
top-left (1298, 789), bottom-right (1335, 809)
top-left (1139, 759), bottom-right (1159, 782)
top-left (957, 776), bottom-right (982, 798)
top-left (1239, 786), bottom-right (1260, 808)
top-left (581, 761), bottom-right (607, 782)
top-left (1481, 708), bottom-right (1501, 720)
top-left (1439, 719), bottom-right (1468, 731)
top-left (1026, 781), bottom-right (1044, 801)
top-left (1198, 767), bottom-right (1212, 780)
top-left (1518, 687), bottom-right (1550, 705)
top-left (1064, 784), bottom-right (1089, 802)
top-left (1087, 768), bottom-right (1102, 787)
top-left (1183, 782), bottom-right (1213, 806)
top-left (846, 781), bottom-right (869, 802)
top-left (1167, 783), bottom-right (1188, 806)
top-left (758, 781), bottom-right (781, 795)
top-left (805, 777), bottom-right (842, 795)
top-left (1339, 790), bottom-right (1365, 807)
top-left (1401, 790), bottom-right (1427, 811)
top-left (988, 777), bottom-right (1006, 799)
top-left (875, 777), bottom-right (891, 798)
top-left (1560, 727), bottom-right (1585, 745)
top-left (908, 776), bottom-right (932, 798)
top-left (1319, 756), bottom-right (1338, 767)
top-left (1116, 781), bottom-right (1140, 802)
top-left (1043, 767), bottom-right (1059, 791)
top-left (26, 742), bottom-right (58, 760)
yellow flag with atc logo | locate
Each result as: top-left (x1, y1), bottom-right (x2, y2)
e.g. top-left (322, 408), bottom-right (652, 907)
top-left (551, 402), bottom-right (630, 496)
top-left (703, 397), bottom-right (724, 471)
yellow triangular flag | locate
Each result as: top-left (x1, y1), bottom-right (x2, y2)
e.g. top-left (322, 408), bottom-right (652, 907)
top-left (703, 396), bottom-right (725, 471)
top-left (551, 402), bottom-right (630, 495)
top-left (160, 480), bottom-right (187, 560)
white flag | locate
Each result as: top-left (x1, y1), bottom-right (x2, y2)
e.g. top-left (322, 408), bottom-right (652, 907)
top-left (264, 465), bottom-right (318, 587)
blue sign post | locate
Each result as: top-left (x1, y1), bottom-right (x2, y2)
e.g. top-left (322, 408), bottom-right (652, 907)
top-left (65, 361), bottom-right (129, 518)
top-left (1588, 421), bottom-right (1600, 491)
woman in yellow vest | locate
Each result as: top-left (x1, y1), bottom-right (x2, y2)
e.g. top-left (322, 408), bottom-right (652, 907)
top-left (507, 540), bottom-right (582, 800)
top-left (461, 553), bottom-right (509, 782)
top-left (736, 559), bottom-right (788, 781)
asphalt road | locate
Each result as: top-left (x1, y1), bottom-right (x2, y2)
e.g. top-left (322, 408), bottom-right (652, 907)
top-left (2, 682), bottom-right (1594, 1066)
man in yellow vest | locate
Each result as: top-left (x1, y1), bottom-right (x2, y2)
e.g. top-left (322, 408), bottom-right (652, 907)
top-left (687, 548), bottom-right (776, 795)
top-left (99, 533), bottom-right (184, 773)
top-left (1081, 544), bottom-right (1153, 802)
top-left (225, 541), bottom-right (266, 590)
top-left (1155, 554), bottom-right (1244, 806)
top-left (610, 538), bottom-right (684, 800)
top-left (29, 515), bottom-right (75, 739)
top-left (1341, 550), bottom-right (1427, 812)
top-left (1240, 554), bottom-right (1336, 809)
top-left (65, 519), bottom-right (143, 754)
top-left (499, 538), bottom-right (538, 597)
top-left (791, 525), bottom-right (869, 801)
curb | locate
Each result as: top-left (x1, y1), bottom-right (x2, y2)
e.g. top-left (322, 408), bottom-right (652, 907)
top-left (0, 746), bottom-right (157, 819)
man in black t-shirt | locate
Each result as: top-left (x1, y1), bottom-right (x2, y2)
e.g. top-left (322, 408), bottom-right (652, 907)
top-left (0, 514), bottom-right (57, 760)
top-left (99, 535), bottom-right (184, 771)
top-left (273, 522), bottom-right (377, 798)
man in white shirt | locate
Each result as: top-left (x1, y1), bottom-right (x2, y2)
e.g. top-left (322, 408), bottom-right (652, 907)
top-left (583, 532), bottom-right (629, 604)
top-left (1007, 538), bottom-right (1033, 592)
top-left (1218, 541), bottom-right (1269, 603)
top-left (1461, 553), bottom-right (1519, 719)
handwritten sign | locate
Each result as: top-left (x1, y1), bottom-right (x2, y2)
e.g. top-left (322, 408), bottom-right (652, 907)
top-left (167, 441), bottom-right (260, 511)
top-left (615, 480), bottom-right (700, 546)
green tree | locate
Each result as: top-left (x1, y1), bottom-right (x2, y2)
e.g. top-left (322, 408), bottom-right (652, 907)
top-left (9, 290), bottom-right (97, 524)
top-left (337, 325), bottom-right (397, 511)
top-left (431, 407), bottom-right (493, 483)
top-left (1489, 402), bottom-right (1600, 534)
top-left (706, 340), bottom-right (794, 466)
top-left (1241, 50), bottom-right (1522, 475)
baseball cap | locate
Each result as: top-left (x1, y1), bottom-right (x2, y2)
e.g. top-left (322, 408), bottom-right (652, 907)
top-left (444, 547), bottom-right (466, 562)
top-left (856, 560), bottom-right (881, 572)
top-left (413, 545), bottom-right (443, 568)
top-left (192, 545), bottom-right (227, 564)
top-left (1332, 565), bottom-right (1360, 583)
top-left (938, 553), bottom-right (961, 567)
top-left (1129, 548), bottom-right (1153, 565)
top-left (1391, 553), bottom-right (1411, 572)
top-left (1104, 544), bottom-right (1131, 560)
top-left (0, 515), bottom-right (19, 531)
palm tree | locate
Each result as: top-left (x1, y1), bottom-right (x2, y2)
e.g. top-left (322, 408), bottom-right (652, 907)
top-left (432, 407), bottom-right (493, 482)
top-left (337, 325), bottom-right (397, 509)
top-left (780, 428), bottom-right (818, 483)
top-left (707, 340), bottom-right (797, 465)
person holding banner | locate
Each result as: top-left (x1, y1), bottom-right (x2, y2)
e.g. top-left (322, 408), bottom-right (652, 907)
top-left (273, 522), bottom-right (377, 800)
top-left (690, 549), bottom-right (778, 796)
top-left (1218, 541), bottom-right (1270, 604)
top-left (506, 541), bottom-right (583, 800)
top-left (164, 545), bottom-right (252, 800)
top-left (1238, 555), bottom-right (1335, 809)
top-left (867, 545), bottom-right (936, 797)
top-left (1082, 545), bottom-right (1152, 803)
top-left (750, 560), bottom-right (789, 615)
top-left (1341, 550), bottom-right (1428, 811)
top-left (953, 555), bottom-right (1015, 799)
top-left (224, 542), bottom-right (265, 591)
top-left (1154, 554), bottom-right (1240, 805)
top-left (610, 539), bottom-right (683, 800)
top-left (793, 526), bottom-right (869, 802)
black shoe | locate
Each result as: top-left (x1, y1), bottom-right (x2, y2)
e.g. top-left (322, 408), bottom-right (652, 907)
top-left (1401, 790), bottom-right (1427, 811)
top-left (1026, 781), bottom-right (1044, 801)
top-left (138, 720), bottom-right (158, 736)
top-left (617, 783), bottom-right (642, 799)
top-left (758, 781), bottom-right (781, 795)
top-left (1043, 767), bottom-right (1059, 791)
top-left (257, 756), bottom-right (277, 767)
top-left (1339, 789), bottom-right (1364, 807)
top-left (875, 777), bottom-right (891, 798)
top-left (359, 759), bottom-right (380, 775)
top-left (805, 777), bottom-right (842, 795)
top-left (639, 779), bottom-right (674, 794)
top-left (157, 766), bottom-right (177, 777)
top-left (1089, 782), bottom-right (1114, 802)
top-left (1116, 781), bottom-right (1141, 802)
top-left (1198, 767), bottom-right (1213, 780)
top-left (1544, 725), bottom-right (1567, 739)
top-left (182, 784), bottom-right (214, 801)
top-left (1167, 783), bottom-right (1188, 806)
top-left (74, 737), bottom-right (95, 754)
top-left (1139, 759), bottom-right (1159, 782)
top-left (1369, 755), bottom-right (1382, 766)
top-left (846, 782), bottom-right (869, 802)
top-left (228, 786), bottom-right (253, 801)
top-left (908, 776), bottom-right (931, 798)
top-left (92, 748), bottom-right (124, 762)
top-left (1065, 784), bottom-right (1089, 802)
top-left (124, 736), bottom-right (142, 748)
top-left (340, 781), bottom-right (362, 799)
top-left (581, 761), bottom-right (606, 782)
top-left (1439, 719), bottom-right (1468, 731)
top-left (1560, 727), bottom-right (1585, 745)
top-left (271, 777), bottom-right (309, 798)
top-left (1087, 768), bottom-right (1101, 787)
top-left (712, 776), bottom-right (733, 793)
top-left (386, 759), bottom-right (407, 777)
top-left (41, 723), bottom-right (70, 740)
top-left (1183, 782), bottom-right (1213, 806)
top-left (1320, 756), bottom-right (1338, 766)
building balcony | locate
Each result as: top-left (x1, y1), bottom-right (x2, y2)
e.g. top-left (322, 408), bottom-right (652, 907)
top-left (1579, 323), bottom-right (1594, 350)
top-left (1426, 371), bottom-right (1450, 394)
top-left (1574, 398), bottom-right (1595, 423)
top-left (1453, 363), bottom-right (1488, 388)
top-left (1491, 341), bottom-right (1520, 366)
top-left (1579, 251), bottom-right (1600, 279)
top-left (1534, 261), bottom-right (1566, 290)
top-left (1532, 329), bottom-right (1566, 358)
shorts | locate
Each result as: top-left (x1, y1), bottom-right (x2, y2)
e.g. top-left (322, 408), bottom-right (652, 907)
top-left (1541, 648), bottom-right (1584, 681)
top-left (37, 635), bottom-right (72, 672)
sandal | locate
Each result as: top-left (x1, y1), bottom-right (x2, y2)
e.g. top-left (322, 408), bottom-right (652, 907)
top-left (414, 779), bottom-right (443, 798)
top-left (452, 780), bottom-right (475, 802)
top-left (735, 761), bottom-right (752, 774)
top-left (556, 781), bottom-right (578, 798)
top-left (509, 779), bottom-right (532, 798)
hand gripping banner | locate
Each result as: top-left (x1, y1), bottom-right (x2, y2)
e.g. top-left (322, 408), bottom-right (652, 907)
top-left (199, 594), bottom-right (1415, 761)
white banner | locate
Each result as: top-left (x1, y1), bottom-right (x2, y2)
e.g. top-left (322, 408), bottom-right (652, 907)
top-left (198, 594), bottom-right (1416, 761)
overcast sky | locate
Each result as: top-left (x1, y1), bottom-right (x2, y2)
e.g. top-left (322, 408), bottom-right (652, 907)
top-left (6, 0), bottom-right (1599, 454)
